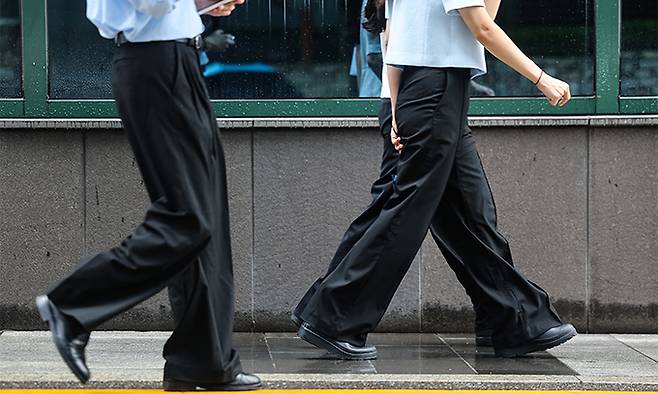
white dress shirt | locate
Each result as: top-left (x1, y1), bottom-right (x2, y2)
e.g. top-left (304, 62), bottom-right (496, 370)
top-left (385, 0), bottom-right (487, 79)
top-left (86, 0), bottom-right (204, 42)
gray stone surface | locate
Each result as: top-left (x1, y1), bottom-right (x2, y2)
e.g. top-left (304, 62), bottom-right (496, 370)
top-left (0, 124), bottom-right (656, 332)
top-left (252, 129), bottom-right (420, 331)
top-left (612, 334), bottom-right (658, 361)
top-left (83, 130), bottom-right (254, 330)
top-left (547, 334), bottom-right (658, 376)
top-left (2, 332), bottom-right (658, 390)
top-left (589, 128), bottom-right (658, 332)
top-left (422, 128), bottom-right (588, 331)
top-left (222, 131), bottom-right (254, 330)
top-left (83, 131), bottom-right (168, 330)
top-left (0, 131), bottom-right (84, 329)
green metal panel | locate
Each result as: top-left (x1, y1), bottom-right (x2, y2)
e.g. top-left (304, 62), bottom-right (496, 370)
top-left (40, 97), bottom-right (596, 118)
top-left (595, 0), bottom-right (621, 114)
top-left (212, 99), bottom-right (378, 117)
top-left (620, 98), bottom-right (658, 114)
top-left (22, 0), bottom-right (48, 116)
top-left (469, 97), bottom-right (595, 116)
top-left (47, 100), bottom-right (118, 117)
top-left (0, 100), bottom-right (25, 117)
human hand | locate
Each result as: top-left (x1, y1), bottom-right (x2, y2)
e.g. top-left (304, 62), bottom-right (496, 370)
top-left (391, 116), bottom-right (403, 152)
top-left (536, 72), bottom-right (571, 107)
top-left (206, 0), bottom-right (245, 17)
top-left (203, 29), bottom-right (236, 52)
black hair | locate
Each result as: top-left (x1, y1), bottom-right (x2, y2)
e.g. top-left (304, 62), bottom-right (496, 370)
top-left (362, 0), bottom-right (386, 34)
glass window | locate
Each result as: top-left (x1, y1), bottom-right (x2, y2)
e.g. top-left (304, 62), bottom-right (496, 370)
top-left (0, 0), bottom-right (22, 98)
top-left (473, 0), bottom-right (594, 97)
top-left (47, 0), bottom-right (357, 99)
top-left (47, 0), bottom-right (594, 100)
top-left (621, 0), bottom-right (658, 96)
top-left (48, 2), bottom-right (114, 99)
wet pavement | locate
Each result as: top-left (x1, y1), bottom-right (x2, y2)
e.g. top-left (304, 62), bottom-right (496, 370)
top-left (1, 331), bottom-right (657, 390)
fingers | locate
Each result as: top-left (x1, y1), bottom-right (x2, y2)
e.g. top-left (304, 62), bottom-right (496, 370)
top-left (560, 84), bottom-right (572, 106)
top-left (390, 126), bottom-right (403, 152)
top-left (208, 2), bottom-right (239, 16)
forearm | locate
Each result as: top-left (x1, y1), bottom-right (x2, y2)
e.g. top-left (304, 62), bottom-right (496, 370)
top-left (460, 7), bottom-right (541, 84)
top-left (387, 65), bottom-right (402, 116)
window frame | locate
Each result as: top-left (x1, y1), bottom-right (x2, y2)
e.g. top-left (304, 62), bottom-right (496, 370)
top-left (3, 0), bottom-right (655, 118)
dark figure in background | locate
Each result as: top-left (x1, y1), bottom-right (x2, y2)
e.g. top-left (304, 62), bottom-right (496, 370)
top-left (35, 0), bottom-right (260, 391)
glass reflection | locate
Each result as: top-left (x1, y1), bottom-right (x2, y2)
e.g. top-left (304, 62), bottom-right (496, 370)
top-left (0, 1), bottom-right (21, 98)
top-left (621, 0), bottom-right (658, 96)
top-left (46, 0), bottom-right (595, 99)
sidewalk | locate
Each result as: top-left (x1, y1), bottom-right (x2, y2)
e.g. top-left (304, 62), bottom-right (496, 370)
top-left (1, 331), bottom-right (657, 391)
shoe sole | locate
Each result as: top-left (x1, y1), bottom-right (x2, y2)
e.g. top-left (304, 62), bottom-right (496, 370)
top-left (496, 325), bottom-right (577, 358)
top-left (163, 379), bottom-right (262, 391)
top-left (35, 295), bottom-right (90, 384)
top-left (298, 325), bottom-right (377, 360)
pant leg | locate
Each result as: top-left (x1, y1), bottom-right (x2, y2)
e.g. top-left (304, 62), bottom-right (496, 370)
top-left (294, 99), bottom-right (397, 317)
top-left (428, 126), bottom-right (509, 333)
top-left (430, 123), bottom-right (563, 349)
top-left (47, 42), bottom-right (240, 381)
top-left (301, 67), bottom-right (471, 346)
top-left (163, 46), bottom-right (241, 381)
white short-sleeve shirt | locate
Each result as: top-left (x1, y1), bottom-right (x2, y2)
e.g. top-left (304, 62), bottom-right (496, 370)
top-left (385, 0), bottom-right (487, 79)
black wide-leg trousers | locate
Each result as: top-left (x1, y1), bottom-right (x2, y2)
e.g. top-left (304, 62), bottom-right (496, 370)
top-left (298, 67), bottom-right (562, 350)
top-left (294, 98), bottom-right (496, 333)
top-left (47, 42), bottom-right (241, 382)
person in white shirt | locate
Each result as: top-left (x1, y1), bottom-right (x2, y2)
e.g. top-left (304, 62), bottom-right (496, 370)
top-left (292, 0), bottom-right (497, 349)
top-left (295, 0), bottom-right (576, 360)
top-left (35, 0), bottom-right (261, 391)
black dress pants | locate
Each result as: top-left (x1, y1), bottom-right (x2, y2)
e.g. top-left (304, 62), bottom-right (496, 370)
top-left (294, 99), bottom-right (494, 332)
top-left (47, 41), bottom-right (241, 382)
top-left (298, 67), bottom-right (563, 350)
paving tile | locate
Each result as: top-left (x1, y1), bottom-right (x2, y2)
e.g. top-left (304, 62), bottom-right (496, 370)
top-left (371, 345), bottom-right (473, 374)
top-left (272, 359), bottom-right (377, 374)
top-left (548, 334), bottom-right (658, 376)
top-left (368, 333), bottom-right (445, 347)
top-left (264, 336), bottom-right (318, 353)
top-left (441, 334), bottom-right (578, 375)
top-left (239, 359), bottom-right (276, 374)
top-left (611, 334), bottom-right (658, 361)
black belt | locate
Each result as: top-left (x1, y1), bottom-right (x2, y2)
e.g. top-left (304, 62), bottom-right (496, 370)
top-left (115, 32), bottom-right (203, 50)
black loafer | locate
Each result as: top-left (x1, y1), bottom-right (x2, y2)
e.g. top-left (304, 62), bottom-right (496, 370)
top-left (163, 372), bottom-right (262, 391)
top-left (35, 295), bottom-right (90, 384)
top-left (298, 322), bottom-right (377, 360)
top-left (495, 323), bottom-right (577, 357)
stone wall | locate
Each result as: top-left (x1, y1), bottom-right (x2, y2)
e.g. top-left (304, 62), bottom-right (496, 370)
top-left (0, 118), bottom-right (656, 333)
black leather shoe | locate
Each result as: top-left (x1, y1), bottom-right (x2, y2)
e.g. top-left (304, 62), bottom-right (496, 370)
top-left (495, 323), bottom-right (577, 357)
top-left (475, 329), bottom-right (494, 347)
top-left (298, 322), bottom-right (377, 360)
top-left (163, 373), bottom-right (262, 391)
top-left (35, 295), bottom-right (90, 383)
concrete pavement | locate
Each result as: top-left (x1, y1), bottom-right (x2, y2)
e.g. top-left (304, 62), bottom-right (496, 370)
top-left (1, 332), bottom-right (657, 390)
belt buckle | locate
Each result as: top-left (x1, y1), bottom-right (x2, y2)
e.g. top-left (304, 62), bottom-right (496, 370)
top-left (192, 35), bottom-right (202, 50)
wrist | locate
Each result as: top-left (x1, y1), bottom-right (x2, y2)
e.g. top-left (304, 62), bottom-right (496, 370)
top-left (533, 69), bottom-right (544, 86)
